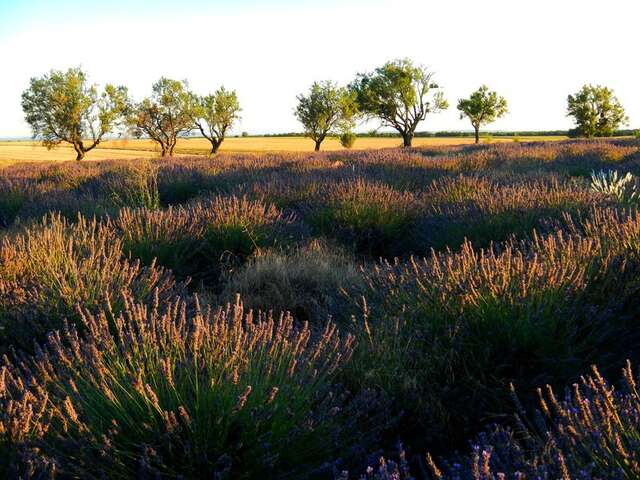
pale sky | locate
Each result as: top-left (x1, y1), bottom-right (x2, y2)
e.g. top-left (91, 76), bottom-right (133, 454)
top-left (0, 0), bottom-right (638, 137)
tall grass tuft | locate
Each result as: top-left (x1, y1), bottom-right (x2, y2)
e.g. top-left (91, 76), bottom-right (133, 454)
top-left (590, 169), bottom-right (639, 205)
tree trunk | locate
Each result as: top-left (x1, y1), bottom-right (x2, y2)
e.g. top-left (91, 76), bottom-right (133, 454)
top-left (73, 143), bottom-right (85, 161)
top-left (402, 132), bottom-right (413, 148)
top-left (474, 126), bottom-right (480, 144)
top-left (209, 139), bottom-right (221, 157)
top-left (314, 139), bottom-right (322, 152)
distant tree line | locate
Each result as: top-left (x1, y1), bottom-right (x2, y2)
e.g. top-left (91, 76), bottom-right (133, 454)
top-left (21, 60), bottom-right (634, 159)
top-left (21, 71), bottom-right (241, 160)
top-left (295, 60), bottom-right (631, 149)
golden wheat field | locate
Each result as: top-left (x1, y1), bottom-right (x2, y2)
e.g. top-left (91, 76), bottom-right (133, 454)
top-left (0, 135), bottom-right (567, 167)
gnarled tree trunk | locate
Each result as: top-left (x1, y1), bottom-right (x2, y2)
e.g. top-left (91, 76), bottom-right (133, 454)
top-left (314, 140), bottom-right (322, 152)
top-left (73, 142), bottom-right (85, 161)
top-left (209, 139), bottom-right (222, 157)
top-left (474, 126), bottom-right (480, 144)
top-left (402, 132), bottom-right (413, 148)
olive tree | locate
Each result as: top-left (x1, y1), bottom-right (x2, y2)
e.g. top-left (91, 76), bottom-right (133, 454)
top-left (128, 78), bottom-right (193, 157)
top-left (457, 85), bottom-right (508, 144)
top-left (567, 85), bottom-right (628, 137)
top-left (21, 67), bottom-right (128, 161)
top-left (295, 81), bottom-right (358, 151)
top-left (349, 59), bottom-right (448, 147)
top-left (191, 87), bottom-right (241, 156)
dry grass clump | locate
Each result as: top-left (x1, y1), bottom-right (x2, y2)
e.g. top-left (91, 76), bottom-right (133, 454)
top-left (0, 214), bottom-right (178, 350)
top-left (222, 241), bottom-right (361, 322)
top-left (0, 295), bottom-right (356, 478)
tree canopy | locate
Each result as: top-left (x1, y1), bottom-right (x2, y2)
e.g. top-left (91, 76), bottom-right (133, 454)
top-left (127, 78), bottom-right (194, 157)
top-left (349, 59), bottom-right (448, 147)
top-left (457, 85), bottom-right (508, 143)
top-left (21, 67), bottom-right (128, 160)
top-left (191, 87), bottom-right (241, 156)
top-left (567, 84), bottom-right (628, 138)
top-left (295, 81), bottom-right (358, 151)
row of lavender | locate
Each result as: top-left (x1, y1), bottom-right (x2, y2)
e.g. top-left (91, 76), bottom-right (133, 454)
top-left (2, 139), bottom-right (640, 478)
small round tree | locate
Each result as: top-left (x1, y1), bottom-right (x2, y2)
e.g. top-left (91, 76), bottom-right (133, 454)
top-left (457, 85), bottom-right (508, 144)
top-left (191, 86), bottom-right (241, 156)
top-left (21, 67), bottom-right (129, 161)
top-left (339, 131), bottom-right (357, 149)
top-left (567, 84), bottom-right (628, 137)
top-left (295, 81), bottom-right (358, 151)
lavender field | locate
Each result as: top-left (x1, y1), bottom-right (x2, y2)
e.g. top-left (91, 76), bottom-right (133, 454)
top-left (2, 139), bottom-right (640, 478)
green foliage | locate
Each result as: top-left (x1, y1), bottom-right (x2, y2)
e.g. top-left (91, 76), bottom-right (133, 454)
top-left (128, 78), bottom-right (194, 156)
top-left (457, 85), bottom-right (508, 143)
top-left (567, 84), bottom-right (628, 137)
top-left (635, 129), bottom-right (640, 139)
top-left (21, 67), bottom-right (128, 160)
top-left (192, 87), bottom-right (241, 155)
top-left (0, 186), bottom-right (27, 228)
top-left (295, 81), bottom-right (358, 151)
top-left (349, 58), bottom-right (448, 147)
top-left (309, 180), bottom-right (418, 257)
top-left (339, 131), bottom-right (357, 149)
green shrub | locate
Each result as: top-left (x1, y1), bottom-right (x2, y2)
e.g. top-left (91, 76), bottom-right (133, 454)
top-left (419, 175), bottom-right (599, 251)
top-left (339, 132), bottom-right (357, 149)
top-left (78, 161), bottom-right (160, 210)
top-left (425, 362), bottom-right (640, 479)
top-left (343, 362), bottom-right (640, 479)
top-left (0, 185), bottom-right (27, 228)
